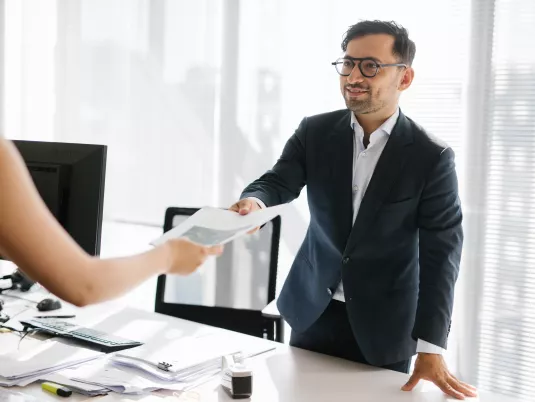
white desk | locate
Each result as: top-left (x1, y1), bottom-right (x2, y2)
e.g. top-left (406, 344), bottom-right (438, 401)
top-left (0, 291), bottom-right (523, 402)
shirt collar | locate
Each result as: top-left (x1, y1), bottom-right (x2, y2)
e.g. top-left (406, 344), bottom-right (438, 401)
top-left (350, 107), bottom-right (400, 139)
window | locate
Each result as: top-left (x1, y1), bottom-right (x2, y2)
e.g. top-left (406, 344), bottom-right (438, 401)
top-left (462, 0), bottom-right (535, 399)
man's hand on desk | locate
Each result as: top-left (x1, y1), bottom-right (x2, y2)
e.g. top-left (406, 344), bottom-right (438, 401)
top-left (402, 353), bottom-right (477, 400)
top-left (229, 198), bottom-right (262, 234)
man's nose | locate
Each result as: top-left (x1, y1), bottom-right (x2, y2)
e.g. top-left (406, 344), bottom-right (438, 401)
top-left (347, 63), bottom-right (364, 85)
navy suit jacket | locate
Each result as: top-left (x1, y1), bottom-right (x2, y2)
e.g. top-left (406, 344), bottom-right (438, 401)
top-left (241, 109), bottom-right (463, 365)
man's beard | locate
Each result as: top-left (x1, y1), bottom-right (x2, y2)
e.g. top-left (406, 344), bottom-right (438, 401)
top-left (345, 96), bottom-right (374, 114)
top-left (344, 89), bottom-right (384, 115)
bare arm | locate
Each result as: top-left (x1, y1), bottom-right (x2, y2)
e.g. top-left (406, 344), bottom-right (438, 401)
top-left (0, 138), bottom-right (221, 306)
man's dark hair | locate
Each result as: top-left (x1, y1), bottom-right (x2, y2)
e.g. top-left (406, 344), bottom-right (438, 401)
top-left (341, 20), bottom-right (416, 66)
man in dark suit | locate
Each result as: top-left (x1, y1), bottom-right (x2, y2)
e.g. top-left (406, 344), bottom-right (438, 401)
top-left (230, 20), bottom-right (476, 399)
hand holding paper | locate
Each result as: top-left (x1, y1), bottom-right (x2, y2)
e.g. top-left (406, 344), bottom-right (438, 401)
top-left (229, 198), bottom-right (263, 234)
top-left (165, 238), bottom-right (223, 275)
top-left (151, 204), bottom-right (287, 247)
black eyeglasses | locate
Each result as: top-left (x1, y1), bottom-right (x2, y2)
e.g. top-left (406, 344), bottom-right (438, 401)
top-left (331, 57), bottom-right (407, 78)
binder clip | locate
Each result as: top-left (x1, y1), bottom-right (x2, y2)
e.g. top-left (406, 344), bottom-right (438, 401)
top-left (157, 362), bottom-right (173, 372)
top-left (221, 353), bottom-right (252, 399)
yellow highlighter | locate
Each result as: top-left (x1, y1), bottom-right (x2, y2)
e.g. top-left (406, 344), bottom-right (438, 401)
top-left (41, 382), bottom-right (72, 397)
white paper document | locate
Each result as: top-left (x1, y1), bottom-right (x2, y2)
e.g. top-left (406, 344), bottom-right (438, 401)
top-left (22, 332), bottom-right (277, 395)
top-left (111, 334), bottom-right (239, 380)
top-left (93, 332), bottom-right (277, 393)
top-left (70, 363), bottom-right (210, 395)
top-left (0, 338), bottom-right (103, 386)
top-left (150, 204), bottom-right (287, 247)
top-left (71, 364), bottom-right (160, 395)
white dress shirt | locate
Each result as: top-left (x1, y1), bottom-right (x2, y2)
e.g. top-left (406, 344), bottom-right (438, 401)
top-left (247, 108), bottom-right (444, 354)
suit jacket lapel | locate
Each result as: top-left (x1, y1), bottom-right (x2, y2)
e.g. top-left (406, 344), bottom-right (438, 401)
top-left (343, 111), bottom-right (414, 255)
top-left (326, 111), bottom-right (354, 248)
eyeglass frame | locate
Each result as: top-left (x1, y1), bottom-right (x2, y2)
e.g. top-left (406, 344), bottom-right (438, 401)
top-left (331, 56), bottom-right (407, 78)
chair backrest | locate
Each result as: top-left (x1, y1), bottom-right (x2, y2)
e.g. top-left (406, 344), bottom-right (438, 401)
top-left (155, 207), bottom-right (281, 340)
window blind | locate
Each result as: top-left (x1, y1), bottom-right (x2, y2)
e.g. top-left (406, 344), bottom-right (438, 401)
top-left (476, 0), bottom-right (535, 400)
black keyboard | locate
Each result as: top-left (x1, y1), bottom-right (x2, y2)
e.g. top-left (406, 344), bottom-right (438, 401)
top-left (19, 318), bottom-right (143, 352)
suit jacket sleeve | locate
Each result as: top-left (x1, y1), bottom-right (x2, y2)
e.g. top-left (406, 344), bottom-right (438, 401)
top-left (240, 118), bottom-right (308, 207)
top-left (412, 147), bottom-right (463, 349)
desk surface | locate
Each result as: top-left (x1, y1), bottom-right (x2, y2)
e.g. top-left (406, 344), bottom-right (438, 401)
top-left (0, 288), bottom-right (523, 402)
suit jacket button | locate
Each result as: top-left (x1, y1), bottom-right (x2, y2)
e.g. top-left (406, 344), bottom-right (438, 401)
top-left (342, 257), bottom-right (350, 264)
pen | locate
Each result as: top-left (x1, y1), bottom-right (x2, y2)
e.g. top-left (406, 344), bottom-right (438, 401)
top-left (42, 381), bottom-right (72, 397)
top-left (34, 315), bottom-right (76, 319)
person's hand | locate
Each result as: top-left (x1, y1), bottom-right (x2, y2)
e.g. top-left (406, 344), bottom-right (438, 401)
top-left (402, 353), bottom-right (477, 399)
top-left (229, 198), bottom-right (262, 234)
top-left (164, 238), bottom-right (223, 275)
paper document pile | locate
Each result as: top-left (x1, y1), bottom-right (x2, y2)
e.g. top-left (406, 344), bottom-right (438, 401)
top-left (0, 337), bottom-right (103, 387)
top-left (111, 334), bottom-right (240, 381)
top-left (151, 204), bottom-right (287, 247)
top-left (69, 333), bottom-right (276, 394)
top-left (67, 362), bottom-right (207, 394)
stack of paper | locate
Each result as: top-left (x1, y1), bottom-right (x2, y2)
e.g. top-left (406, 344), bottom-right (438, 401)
top-left (67, 363), bottom-right (205, 395)
top-left (113, 332), bottom-right (274, 379)
top-left (68, 333), bottom-right (276, 394)
top-left (111, 334), bottom-right (240, 381)
top-left (0, 338), bottom-right (104, 387)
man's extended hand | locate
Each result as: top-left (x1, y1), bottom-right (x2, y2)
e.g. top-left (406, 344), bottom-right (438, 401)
top-left (229, 198), bottom-right (262, 234)
top-left (402, 353), bottom-right (477, 400)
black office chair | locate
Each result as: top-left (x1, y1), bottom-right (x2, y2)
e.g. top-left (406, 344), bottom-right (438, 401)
top-left (155, 207), bottom-right (284, 343)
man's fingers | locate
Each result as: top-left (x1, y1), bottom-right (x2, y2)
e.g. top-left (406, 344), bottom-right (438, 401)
top-left (437, 379), bottom-right (465, 400)
top-left (450, 380), bottom-right (476, 398)
top-left (449, 374), bottom-right (477, 391)
top-left (230, 199), bottom-right (259, 234)
top-left (465, 383), bottom-right (477, 391)
top-left (230, 199), bottom-right (252, 215)
top-left (229, 200), bottom-right (245, 213)
top-left (239, 202), bottom-right (251, 215)
top-left (401, 373), bottom-right (420, 391)
top-left (448, 375), bottom-right (478, 397)
top-left (229, 203), bottom-right (240, 213)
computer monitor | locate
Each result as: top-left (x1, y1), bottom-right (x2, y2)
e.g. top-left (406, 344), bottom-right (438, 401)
top-left (11, 140), bottom-right (107, 256)
top-left (159, 209), bottom-right (279, 311)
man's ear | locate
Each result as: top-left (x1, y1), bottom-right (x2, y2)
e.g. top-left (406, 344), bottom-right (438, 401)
top-left (399, 67), bottom-right (414, 91)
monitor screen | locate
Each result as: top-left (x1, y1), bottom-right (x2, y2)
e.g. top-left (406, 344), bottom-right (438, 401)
top-left (163, 215), bottom-right (275, 311)
top-left (11, 140), bottom-right (107, 256)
